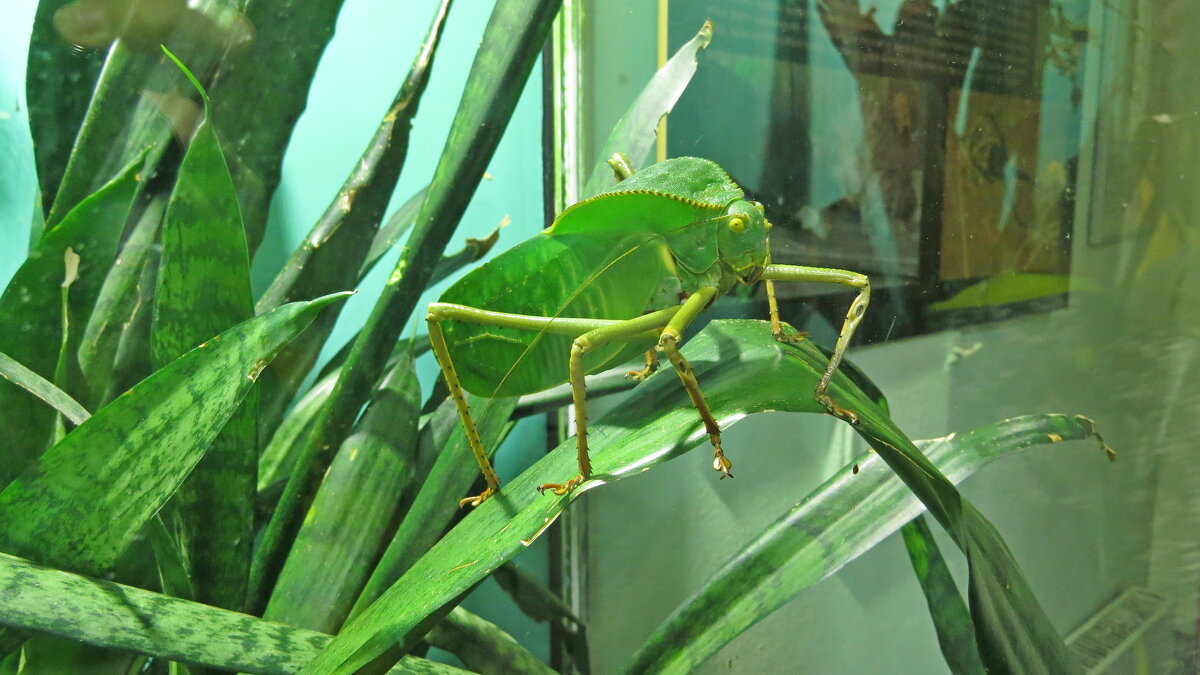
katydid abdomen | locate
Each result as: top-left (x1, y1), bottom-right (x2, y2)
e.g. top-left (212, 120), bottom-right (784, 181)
top-left (437, 231), bottom-right (676, 397)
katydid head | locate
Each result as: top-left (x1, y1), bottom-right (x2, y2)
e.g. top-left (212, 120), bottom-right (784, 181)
top-left (717, 200), bottom-right (770, 284)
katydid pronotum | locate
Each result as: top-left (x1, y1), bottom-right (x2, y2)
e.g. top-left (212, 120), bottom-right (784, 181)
top-left (427, 156), bottom-right (870, 506)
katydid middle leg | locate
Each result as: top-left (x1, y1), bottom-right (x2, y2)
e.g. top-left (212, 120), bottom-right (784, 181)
top-left (428, 302), bottom-right (674, 505)
top-left (759, 264), bottom-right (871, 423)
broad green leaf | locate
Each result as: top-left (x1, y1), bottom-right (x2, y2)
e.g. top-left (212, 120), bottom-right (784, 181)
top-left (151, 75), bottom-right (257, 611)
top-left (425, 607), bottom-right (556, 675)
top-left (902, 516), bottom-right (985, 675)
top-left (264, 352), bottom-right (421, 632)
top-left (626, 414), bottom-right (1108, 673)
top-left (0, 351), bottom-right (89, 426)
top-left (0, 155), bottom-right (143, 486)
top-left (25, 0), bottom-right (104, 217)
top-left (0, 551), bottom-right (466, 675)
top-left (253, 0), bottom-right (452, 440)
top-left (306, 321), bottom-right (1086, 673)
top-left (582, 20), bottom-right (712, 197)
top-left (348, 395), bottom-right (518, 621)
top-left (254, 0), bottom-right (563, 610)
top-left (0, 293), bottom-right (348, 577)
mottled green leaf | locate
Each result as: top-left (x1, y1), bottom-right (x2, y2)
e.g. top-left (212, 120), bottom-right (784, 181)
top-left (0, 155), bottom-right (143, 486)
top-left (77, 195), bottom-right (164, 405)
top-left (0, 293), bottom-right (348, 577)
top-left (254, 0), bottom-right (562, 611)
top-left (265, 352), bottom-right (421, 632)
top-left (0, 551), bottom-right (466, 674)
top-left (348, 395), bottom-right (517, 621)
top-left (25, 0), bottom-right (104, 217)
top-left (150, 75), bottom-right (256, 611)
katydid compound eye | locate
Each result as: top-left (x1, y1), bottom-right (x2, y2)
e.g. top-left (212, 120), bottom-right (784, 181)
top-left (728, 217), bottom-right (746, 232)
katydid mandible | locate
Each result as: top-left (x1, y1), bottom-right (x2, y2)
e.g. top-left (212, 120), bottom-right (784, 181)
top-left (427, 156), bottom-right (870, 507)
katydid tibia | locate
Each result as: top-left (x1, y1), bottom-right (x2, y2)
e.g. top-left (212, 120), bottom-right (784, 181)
top-left (427, 156), bottom-right (870, 507)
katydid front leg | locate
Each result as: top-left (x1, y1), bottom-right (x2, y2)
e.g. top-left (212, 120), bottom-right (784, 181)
top-left (760, 264), bottom-right (871, 423)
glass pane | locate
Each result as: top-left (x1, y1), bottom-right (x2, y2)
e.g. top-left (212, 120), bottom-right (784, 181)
top-left (578, 1), bottom-right (1199, 672)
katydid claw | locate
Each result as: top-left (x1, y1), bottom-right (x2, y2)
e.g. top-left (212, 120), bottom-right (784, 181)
top-left (713, 452), bottom-right (733, 478)
top-left (458, 487), bottom-right (496, 509)
top-left (817, 393), bottom-right (858, 424)
top-left (537, 475), bottom-right (583, 496)
top-left (772, 329), bottom-right (809, 344)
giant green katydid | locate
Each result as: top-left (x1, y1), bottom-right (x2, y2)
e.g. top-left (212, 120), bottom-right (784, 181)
top-left (427, 156), bottom-right (870, 506)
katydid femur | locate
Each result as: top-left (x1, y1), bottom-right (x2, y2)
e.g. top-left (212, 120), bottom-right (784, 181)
top-left (427, 156), bottom-right (870, 506)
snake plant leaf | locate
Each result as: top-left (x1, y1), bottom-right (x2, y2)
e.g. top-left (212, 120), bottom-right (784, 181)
top-left (151, 75), bottom-right (257, 611)
top-left (264, 352), bottom-right (422, 632)
top-left (254, 0), bottom-right (563, 611)
top-left (424, 607), bottom-right (557, 675)
top-left (0, 551), bottom-right (466, 675)
top-left (253, 0), bottom-right (452, 440)
top-left (25, 0), bottom-right (104, 217)
top-left (348, 395), bottom-right (518, 621)
top-left (625, 413), bottom-right (1108, 673)
top-left (0, 154), bottom-right (143, 487)
top-left (77, 195), bottom-right (164, 406)
top-left (902, 516), bottom-right (985, 675)
top-left (206, 0), bottom-right (346, 253)
top-left (0, 351), bottom-right (90, 426)
top-left (582, 20), bottom-right (713, 198)
top-left (305, 320), bottom-right (1082, 673)
top-left (0, 292), bottom-right (348, 578)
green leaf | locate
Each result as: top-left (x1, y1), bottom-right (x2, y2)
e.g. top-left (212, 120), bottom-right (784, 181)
top-left (582, 20), bottom-right (712, 197)
top-left (77, 195), bottom-right (164, 405)
top-left (627, 413), bottom-right (1107, 673)
top-left (206, 0), bottom-right (346, 252)
top-left (0, 351), bottom-right (90, 426)
top-left (348, 395), bottom-right (518, 621)
top-left (0, 293), bottom-right (348, 578)
top-left (25, 0), bottom-right (104, 217)
top-left (253, 0), bottom-right (563, 610)
top-left (253, 0), bottom-right (452, 439)
top-left (424, 607), bottom-right (556, 675)
top-left (151, 91), bottom-right (257, 611)
top-left (902, 516), bottom-right (985, 675)
top-left (0, 155), bottom-right (143, 486)
top-left (264, 352), bottom-right (422, 632)
top-left (0, 551), bottom-right (467, 674)
top-left (306, 321), bottom-right (1088, 673)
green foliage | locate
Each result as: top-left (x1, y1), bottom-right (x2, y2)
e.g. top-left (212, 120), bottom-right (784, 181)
top-left (0, 1), bottom-right (1106, 673)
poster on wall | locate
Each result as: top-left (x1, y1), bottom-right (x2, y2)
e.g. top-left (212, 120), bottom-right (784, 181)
top-left (664, 0), bottom-right (1088, 340)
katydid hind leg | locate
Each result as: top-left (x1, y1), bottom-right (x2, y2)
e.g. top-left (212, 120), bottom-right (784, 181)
top-left (760, 264), bottom-right (871, 423)
top-left (426, 312), bottom-right (501, 507)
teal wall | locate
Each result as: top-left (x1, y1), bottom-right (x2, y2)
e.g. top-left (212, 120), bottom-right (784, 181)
top-left (1, 0), bottom-right (549, 663)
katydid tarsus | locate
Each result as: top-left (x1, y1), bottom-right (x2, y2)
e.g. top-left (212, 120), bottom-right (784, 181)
top-left (427, 155), bottom-right (870, 506)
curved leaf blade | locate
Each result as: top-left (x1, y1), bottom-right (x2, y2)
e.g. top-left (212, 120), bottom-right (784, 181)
top-left (0, 293), bottom-right (348, 577)
top-left (307, 321), bottom-right (1085, 673)
top-left (582, 20), bottom-right (713, 197)
top-left (0, 351), bottom-right (90, 426)
top-left (625, 413), bottom-right (1108, 673)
